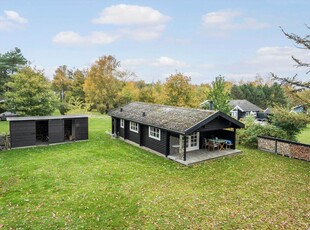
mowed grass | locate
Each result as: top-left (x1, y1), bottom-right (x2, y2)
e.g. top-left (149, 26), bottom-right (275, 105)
top-left (0, 117), bottom-right (309, 229)
top-left (0, 121), bottom-right (9, 135)
top-left (298, 124), bottom-right (310, 144)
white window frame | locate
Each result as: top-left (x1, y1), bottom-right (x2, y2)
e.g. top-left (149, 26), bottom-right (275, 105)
top-left (149, 126), bottom-right (161, 141)
top-left (120, 119), bottom-right (124, 128)
top-left (129, 121), bottom-right (139, 133)
top-left (180, 132), bottom-right (200, 152)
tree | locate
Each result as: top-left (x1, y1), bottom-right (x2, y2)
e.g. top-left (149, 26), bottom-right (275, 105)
top-left (52, 65), bottom-right (72, 102)
top-left (4, 67), bottom-right (57, 116)
top-left (230, 82), bottom-right (287, 109)
top-left (272, 25), bottom-right (310, 105)
top-left (83, 55), bottom-right (122, 113)
top-left (70, 68), bottom-right (86, 101)
top-left (163, 72), bottom-right (193, 107)
top-left (208, 76), bottom-right (231, 113)
top-left (0, 47), bottom-right (27, 102)
top-left (271, 107), bottom-right (310, 141)
top-left (117, 81), bottom-right (140, 105)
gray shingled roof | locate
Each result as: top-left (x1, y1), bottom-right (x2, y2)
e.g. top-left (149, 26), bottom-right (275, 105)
top-left (229, 100), bottom-right (262, 112)
top-left (7, 115), bottom-right (88, 121)
top-left (109, 102), bottom-right (217, 134)
top-left (109, 102), bottom-right (220, 134)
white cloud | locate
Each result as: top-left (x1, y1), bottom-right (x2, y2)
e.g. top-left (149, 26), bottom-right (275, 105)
top-left (120, 25), bottom-right (166, 41)
top-left (53, 31), bottom-right (119, 45)
top-left (53, 4), bottom-right (169, 45)
top-left (53, 31), bottom-right (85, 44)
top-left (202, 9), bottom-right (269, 35)
top-left (152, 56), bottom-right (189, 68)
top-left (92, 4), bottom-right (170, 25)
top-left (0, 10), bottom-right (28, 30)
top-left (246, 46), bottom-right (310, 72)
top-left (216, 46), bottom-right (310, 83)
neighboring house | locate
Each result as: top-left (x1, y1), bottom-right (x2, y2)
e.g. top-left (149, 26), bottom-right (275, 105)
top-left (7, 115), bottom-right (88, 148)
top-left (229, 100), bottom-right (263, 120)
top-left (291, 105), bottom-right (308, 114)
top-left (108, 102), bottom-right (244, 162)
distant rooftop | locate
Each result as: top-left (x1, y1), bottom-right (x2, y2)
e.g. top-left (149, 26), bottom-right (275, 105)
top-left (229, 100), bottom-right (263, 112)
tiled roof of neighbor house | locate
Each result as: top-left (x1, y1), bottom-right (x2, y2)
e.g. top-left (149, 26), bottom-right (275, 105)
top-left (109, 102), bottom-right (244, 134)
top-left (229, 100), bottom-right (263, 112)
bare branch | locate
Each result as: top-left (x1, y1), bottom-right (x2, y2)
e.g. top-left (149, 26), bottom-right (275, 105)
top-left (271, 73), bottom-right (310, 89)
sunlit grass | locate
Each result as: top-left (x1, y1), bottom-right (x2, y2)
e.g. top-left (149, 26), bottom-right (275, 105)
top-left (0, 117), bottom-right (309, 228)
top-left (297, 124), bottom-right (310, 144)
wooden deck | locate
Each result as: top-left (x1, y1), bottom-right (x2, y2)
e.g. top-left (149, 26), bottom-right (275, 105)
top-left (168, 148), bottom-right (242, 166)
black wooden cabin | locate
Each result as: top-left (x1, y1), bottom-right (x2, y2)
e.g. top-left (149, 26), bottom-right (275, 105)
top-left (109, 102), bottom-right (244, 162)
top-left (7, 115), bottom-right (88, 148)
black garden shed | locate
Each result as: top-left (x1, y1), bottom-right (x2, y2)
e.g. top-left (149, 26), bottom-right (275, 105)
top-left (7, 115), bottom-right (88, 148)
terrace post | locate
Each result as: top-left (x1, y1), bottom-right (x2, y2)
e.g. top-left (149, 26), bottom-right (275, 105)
top-left (183, 135), bottom-right (187, 161)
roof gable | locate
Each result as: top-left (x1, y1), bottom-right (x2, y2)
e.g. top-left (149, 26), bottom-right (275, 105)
top-left (109, 102), bottom-right (244, 134)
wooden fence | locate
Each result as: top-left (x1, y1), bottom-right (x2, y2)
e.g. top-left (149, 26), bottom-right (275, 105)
top-left (257, 136), bottom-right (310, 161)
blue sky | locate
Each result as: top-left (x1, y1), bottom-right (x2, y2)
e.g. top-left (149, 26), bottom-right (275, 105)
top-left (1, 0), bottom-right (309, 84)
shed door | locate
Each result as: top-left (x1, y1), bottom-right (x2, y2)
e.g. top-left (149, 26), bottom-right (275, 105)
top-left (75, 118), bottom-right (88, 140)
top-left (49, 119), bottom-right (64, 143)
top-left (10, 121), bottom-right (36, 148)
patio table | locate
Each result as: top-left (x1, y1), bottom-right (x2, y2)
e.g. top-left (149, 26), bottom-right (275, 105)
top-left (210, 139), bottom-right (226, 150)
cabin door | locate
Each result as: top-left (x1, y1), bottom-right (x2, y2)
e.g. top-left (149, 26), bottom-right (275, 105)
top-left (180, 132), bottom-right (200, 152)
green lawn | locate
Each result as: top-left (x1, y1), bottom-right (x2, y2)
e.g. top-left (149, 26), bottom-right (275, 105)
top-left (0, 117), bottom-right (309, 229)
top-left (0, 121), bottom-right (9, 135)
top-left (298, 124), bottom-right (310, 144)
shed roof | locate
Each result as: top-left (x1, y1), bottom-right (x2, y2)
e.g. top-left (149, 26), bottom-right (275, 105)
top-left (109, 102), bottom-right (244, 134)
top-left (7, 115), bottom-right (88, 121)
top-left (229, 100), bottom-right (262, 112)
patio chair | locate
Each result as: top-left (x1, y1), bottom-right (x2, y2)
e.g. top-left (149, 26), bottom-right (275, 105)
top-left (207, 140), bottom-right (219, 151)
top-left (225, 140), bottom-right (233, 149)
top-left (202, 138), bottom-right (209, 149)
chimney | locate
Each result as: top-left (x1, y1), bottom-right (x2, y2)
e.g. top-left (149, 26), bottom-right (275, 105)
top-left (142, 112), bottom-right (146, 117)
top-left (209, 101), bottom-right (214, 110)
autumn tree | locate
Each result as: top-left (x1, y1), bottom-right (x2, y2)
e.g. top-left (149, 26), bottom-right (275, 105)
top-left (163, 72), bottom-right (193, 107)
top-left (272, 25), bottom-right (310, 106)
top-left (117, 81), bottom-right (140, 105)
top-left (4, 66), bottom-right (57, 116)
top-left (84, 55), bottom-right (122, 113)
top-left (208, 76), bottom-right (231, 114)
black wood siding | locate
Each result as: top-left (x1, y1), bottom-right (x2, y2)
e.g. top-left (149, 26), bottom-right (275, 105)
top-left (75, 118), bottom-right (88, 140)
top-left (143, 126), bottom-right (167, 155)
top-left (49, 119), bottom-right (64, 143)
top-left (10, 121), bottom-right (36, 148)
top-left (127, 123), bottom-right (140, 145)
top-left (198, 117), bottom-right (231, 131)
top-left (119, 119), bottom-right (125, 138)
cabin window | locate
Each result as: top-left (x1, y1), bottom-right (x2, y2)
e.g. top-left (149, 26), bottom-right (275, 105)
top-left (149, 126), bottom-right (161, 140)
top-left (130, 121), bottom-right (139, 133)
top-left (120, 119), bottom-right (124, 128)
